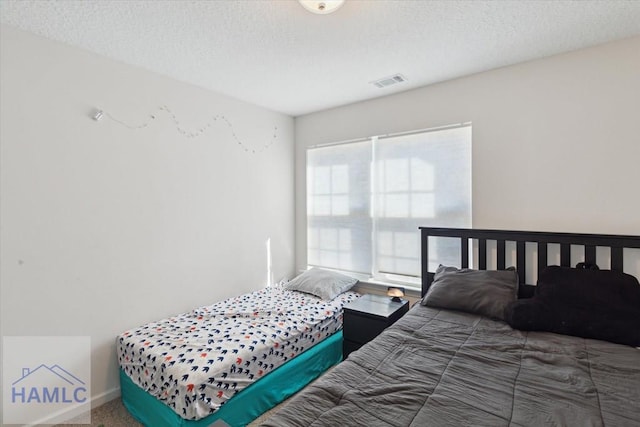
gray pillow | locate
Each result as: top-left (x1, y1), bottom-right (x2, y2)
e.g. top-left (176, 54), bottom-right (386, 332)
top-left (284, 268), bottom-right (358, 301)
top-left (421, 265), bottom-right (519, 320)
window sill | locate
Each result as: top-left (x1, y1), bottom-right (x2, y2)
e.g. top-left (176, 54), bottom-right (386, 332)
top-left (298, 266), bottom-right (423, 300)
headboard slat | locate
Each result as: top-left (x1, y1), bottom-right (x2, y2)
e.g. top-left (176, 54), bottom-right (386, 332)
top-left (516, 241), bottom-right (526, 285)
top-left (612, 247), bottom-right (624, 271)
top-left (585, 245), bottom-right (597, 265)
top-left (538, 242), bottom-right (548, 273)
top-left (497, 240), bottom-right (506, 270)
top-left (478, 239), bottom-right (487, 270)
top-left (560, 244), bottom-right (571, 267)
top-left (461, 238), bottom-right (469, 268)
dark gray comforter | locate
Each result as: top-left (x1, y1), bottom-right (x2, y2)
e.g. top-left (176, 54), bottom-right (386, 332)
top-left (262, 305), bottom-right (640, 426)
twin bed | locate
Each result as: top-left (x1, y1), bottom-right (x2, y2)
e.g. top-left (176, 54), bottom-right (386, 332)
top-left (118, 227), bottom-right (640, 426)
top-left (117, 276), bottom-right (360, 426)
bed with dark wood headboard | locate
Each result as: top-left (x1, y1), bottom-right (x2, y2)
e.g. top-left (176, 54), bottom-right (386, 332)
top-left (263, 228), bottom-right (640, 427)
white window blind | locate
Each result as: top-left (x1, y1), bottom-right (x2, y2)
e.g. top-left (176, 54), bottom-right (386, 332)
top-left (307, 140), bottom-right (372, 275)
top-left (307, 125), bottom-right (471, 284)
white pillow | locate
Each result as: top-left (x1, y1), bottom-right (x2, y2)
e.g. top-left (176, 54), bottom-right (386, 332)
top-left (284, 268), bottom-right (358, 301)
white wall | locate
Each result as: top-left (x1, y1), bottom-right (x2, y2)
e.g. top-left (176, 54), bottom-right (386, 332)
top-left (295, 36), bottom-right (640, 271)
top-left (0, 25), bottom-right (294, 408)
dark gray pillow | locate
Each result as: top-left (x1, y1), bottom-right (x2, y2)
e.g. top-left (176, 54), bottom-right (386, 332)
top-left (284, 268), bottom-right (358, 301)
top-left (421, 265), bottom-right (519, 320)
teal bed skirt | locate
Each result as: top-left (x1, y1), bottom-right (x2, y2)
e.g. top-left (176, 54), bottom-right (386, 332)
top-left (120, 330), bottom-right (343, 427)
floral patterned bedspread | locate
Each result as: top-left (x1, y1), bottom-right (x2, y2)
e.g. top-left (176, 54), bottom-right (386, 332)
top-left (117, 287), bottom-right (360, 420)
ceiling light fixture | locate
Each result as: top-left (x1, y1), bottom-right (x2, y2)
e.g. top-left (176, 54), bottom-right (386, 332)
top-left (298, 0), bottom-right (345, 15)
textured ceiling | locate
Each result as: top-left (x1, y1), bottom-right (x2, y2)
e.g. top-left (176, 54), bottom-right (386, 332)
top-left (2, 0), bottom-right (640, 116)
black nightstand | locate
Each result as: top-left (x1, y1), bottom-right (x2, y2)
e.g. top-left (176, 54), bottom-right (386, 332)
top-left (342, 293), bottom-right (409, 358)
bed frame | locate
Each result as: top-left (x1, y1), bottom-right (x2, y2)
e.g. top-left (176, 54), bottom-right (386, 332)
top-left (420, 227), bottom-right (640, 297)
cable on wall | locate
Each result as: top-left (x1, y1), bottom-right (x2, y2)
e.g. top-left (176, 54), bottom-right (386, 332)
top-left (92, 105), bottom-right (278, 154)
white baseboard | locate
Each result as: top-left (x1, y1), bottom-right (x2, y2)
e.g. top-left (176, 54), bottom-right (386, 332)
top-left (25, 387), bottom-right (121, 426)
top-left (91, 387), bottom-right (121, 408)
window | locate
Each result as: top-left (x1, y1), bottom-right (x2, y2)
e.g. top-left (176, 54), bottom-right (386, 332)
top-left (307, 124), bottom-right (472, 288)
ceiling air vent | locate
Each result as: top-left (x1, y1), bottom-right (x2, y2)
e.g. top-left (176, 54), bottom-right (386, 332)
top-left (371, 74), bottom-right (407, 89)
